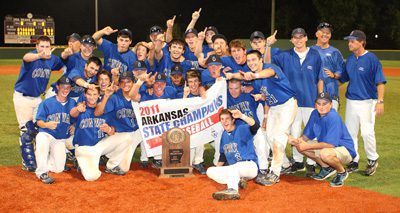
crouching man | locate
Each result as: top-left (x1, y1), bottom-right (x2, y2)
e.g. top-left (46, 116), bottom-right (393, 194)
top-left (206, 109), bottom-right (259, 200)
top-left (288, 92), bottom-right (356, 187)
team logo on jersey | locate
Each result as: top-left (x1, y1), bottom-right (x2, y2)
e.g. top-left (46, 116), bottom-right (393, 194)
top-left (211, 128), bottom-right (218, 138)
top-left (358, 67), bottom-right (365, 72)
top-left (307, 65), bottom-right (313, 70)
top-left (138, 62), bottom-right (141, 67)
top-left (325, 53), bottom-right (331, 56)
top-left (212, 56), bottom-right (216, 61)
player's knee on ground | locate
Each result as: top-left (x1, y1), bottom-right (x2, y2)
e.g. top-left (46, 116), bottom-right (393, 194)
top-left (83, 172), bottom-right (101, 181)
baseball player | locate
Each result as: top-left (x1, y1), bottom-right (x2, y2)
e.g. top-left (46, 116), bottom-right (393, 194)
top-left (183, 28), bottom-right (200, 61)
top-left (227, 50), bottom-right (297, 185)
top-left (311, 22), bottom-right (345, 110)
top-left (182, 70), bottom-right (207, 174)
top-left (66, 33), bottom-right (81, 54)
top-left (167, 63), bottom-right (185, 98)
top-left (272, 28), bottom-right (324, 176)
top-left (289, 92), bottom-right (356, 187)
top-left (340, 30), bottom-right (386, 176)
top-left (249, 30), bottom-right (281, 63)
top-left (196, 33), bottom-right (230, 58)
top-left (201, 54), bottom-right (226, 89)
top-left (34, 76), bottom-right (76, 184)
top-left (70, 87), bottom-right (132, 181)
top-left (206, 109), bottom-right (259, 200)
top-left (92, 27), bottom-right (137, 73)
top-left (94, 71), bottom-right (143, 173)
top-left (13, 35), bottom-right (64, 172)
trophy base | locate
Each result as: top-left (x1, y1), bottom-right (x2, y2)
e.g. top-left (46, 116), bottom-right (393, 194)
top-left (159, 167), bottom-right (194, 178)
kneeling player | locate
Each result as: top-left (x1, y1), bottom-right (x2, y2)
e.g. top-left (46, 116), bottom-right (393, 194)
top-left (206, 109), bottom-right (259, 200)
top-left (288, 92), bottom-right (356, 187)
top-left (70, 87), bottom-right (132, 181)
top-left (35, 76), bottom-right (76, 184)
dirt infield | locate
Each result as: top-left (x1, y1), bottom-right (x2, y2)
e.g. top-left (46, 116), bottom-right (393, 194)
top-left (1, 65), bottom-right (399, 76)
top-left (0, 164), bottom-right (399, 212)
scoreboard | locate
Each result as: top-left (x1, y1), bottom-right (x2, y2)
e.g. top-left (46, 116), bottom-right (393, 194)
top-left (4, 14), bottom-right (55, 44)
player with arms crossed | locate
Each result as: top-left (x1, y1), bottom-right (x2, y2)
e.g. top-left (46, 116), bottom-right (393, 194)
top-left (289, 92), bottom-right (356, 187)
top-left (206, 109), bottom-right (260, 200)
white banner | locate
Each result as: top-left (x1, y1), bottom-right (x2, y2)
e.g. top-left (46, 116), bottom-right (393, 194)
top-left (132, 79), bottom-right (227, 157)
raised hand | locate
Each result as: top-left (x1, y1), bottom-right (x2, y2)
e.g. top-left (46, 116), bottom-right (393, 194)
top-left (229, 109), bottom-right (243, 119)
top-left (183, 83), bottom-right (190, 97)
top-left (111, 65), bottom-right (121, 76)
top-left (104, 82), bottom-right (115, 97)
top-left (102, 26), bottom-right (118, 35)
top-left (192, 8), bottom-right (202, 20)
top-left (266, 30), bottom-right (278, 46)
top-left (62, 47), bottom-right (73, 57)
top-left (198, 27), bottom-right (207, 41)
top-left (166, 15), bottom-right (176, 29)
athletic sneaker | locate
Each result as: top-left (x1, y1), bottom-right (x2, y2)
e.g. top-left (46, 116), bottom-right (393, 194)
top-left (280, 165), bottom-right (292, 174)
top-left (263, 172), bottom-right (280, 186)
top-left (311, 167), bottom-right (337, 180)
top-left (289, 162), bottom-right (305, 173)
top-left (105, 166), bottom-right (126, 176)
top-left (238, 178), bottom-right (248, 189)
top-left (66, 152), bottom-right (76, 163)
top-left (364, 159), bottom-right (378, 176)
top-left (346, 161), bottom-right (359, 173)
top-left (99, 155), bottom-right (109, 166)
top-left (212, 188), bottom-right (240, 200)
top-left (152, 159), bottom-right (162, 169)
top-left (192, 163), bottom-right (206, 175)
top-left (22, 163), bottom-right (36, 172)
top-left (305, 164), bottom-right (316, 177)
top-left (255, 170), bottom-right (269, 185)
top-left (63, 165), bottom-right (71, 172)
top-left (140, 161), bottom-right (149, 168)
top-left (39, 173), bottom-right (55, 184)
top-left (330, 171), bottom-right (349, 187)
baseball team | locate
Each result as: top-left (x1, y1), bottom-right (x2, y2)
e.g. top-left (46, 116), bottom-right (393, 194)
top-left (13, 9), bottom-right (386, 201)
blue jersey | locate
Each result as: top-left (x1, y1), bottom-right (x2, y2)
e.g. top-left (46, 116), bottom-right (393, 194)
top-left (340, 51), bottom-right (386, 100)
top-left (184, 46), bottom-right (198, 61)
top-left (220, 124), bottom-right (258, 166)
top-left (221, 56), bottom-right (252, 87)
top-left (253, 64), bottom-right (295, 107)
top-left (246, 48), bottom-right (281, 59)
top-left (140, 86), bottom-right (177, 101)
top-left (36, 96), bottom-right (76, 139)
top-left (201, 69), bottom-right (226, 89)
top-left (67, 68), bottom-right (97, 98)
top-left (273, 48), bottom-right (324, 107)
top-left (202, 44), bottom-right (214, 56)
top-left (104, 89), bottom-right (138, 132)
top-left (73, 106), bottom-right (111, 146)
top-left (227, 93), bottom-right (260, 126)
top-left (98, 38), bottom-right (137, 72)
top-left (14, 51), bottom-right (64, 97)
top-left (154, 56), bottom-right (198, 77)
top-left (166, 80), bottom-right (184, 98)
top-left (311, 45), bottom-right (344, 98)
top-left (303, 109), bottom-right (356, 159)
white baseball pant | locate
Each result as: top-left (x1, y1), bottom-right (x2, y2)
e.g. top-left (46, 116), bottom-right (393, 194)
top-left (291, 107), bottom-right (316, 165)
top-left (345, 99), bottom-right (379, 162)
top-left (118, 130), bottom-right (144, 172)
top-left (13, 91), bottom-right (42, 131)
top-left (207, 161), bottom-right (258, 191)
top-left (190, 145), bottom-right (205, 165)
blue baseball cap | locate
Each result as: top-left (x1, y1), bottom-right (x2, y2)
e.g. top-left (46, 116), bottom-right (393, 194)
top-left (206, 54), bottom-right (222, 66)
top-left (119, 71), bottom-right (134, 81)
top-left (133, 60), bottom-right (147, 71)
top-left (155, 73), bottom-right (166, 82)
top-left (316, 92), bottom-right (332, 103)
top-left (57, 76), bottom-right (72, 86)
top-left (344, 30), bottom-right (366, 41)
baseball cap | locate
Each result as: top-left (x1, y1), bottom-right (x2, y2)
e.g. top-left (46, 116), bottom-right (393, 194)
top-left (316, 92), bottom-right (332, 103)
top-left (66, 33), bottom-right (81, 42)
top-left (184, 28), bottom-right (198, 37)
top-left (250, 31), bottom-right (265, 41)
top-left (206, 26), bottom-right (219, 34)
top-left (118, 28), bottom-right (132, 39)
top-left (133, 60), bottom-right (147, 71)
top-left (80, 35), bottom-right (96, 46)
top-left (57, 76), bottom-right (72, 86)
top-left (119, 71), bottom-right (134, 81)
top-left (317, 22), bottom-right (333, 32)
top-left (212, 34), bottom-right (228, 43)
top-left (149, 25), bottom-right (163, 35)
top-left (291, 28), bottom-right (307, 37)
top-left (344, 30), bottom-right (366, 41)
top-left (171, 63), bottom-right (183, 75)
top-left (206, 54), bottom-right (222, 66)
top-left (155, 73), bottom-right (167, 82)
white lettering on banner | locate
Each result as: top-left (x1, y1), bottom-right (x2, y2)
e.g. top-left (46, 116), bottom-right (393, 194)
top-left (133, 79), bottom-right (227, 157)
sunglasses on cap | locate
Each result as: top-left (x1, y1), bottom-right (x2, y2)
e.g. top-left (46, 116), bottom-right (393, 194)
top-left (317, 22), bottom-right (333, 30)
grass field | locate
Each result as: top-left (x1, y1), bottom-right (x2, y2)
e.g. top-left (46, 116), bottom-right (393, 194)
top-left (1, 61), bottom-right (399, 197)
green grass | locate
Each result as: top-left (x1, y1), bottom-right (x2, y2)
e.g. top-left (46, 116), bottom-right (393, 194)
top-left (1, 72), bottom-right (400, 197)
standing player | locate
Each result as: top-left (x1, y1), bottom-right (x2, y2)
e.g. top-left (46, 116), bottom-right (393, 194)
top-left (206, 109), bottom-right (259, 200)
top-left (35, 76), bottom-right (76, 184)
top-left (201, 54), bottom-right (225, 89)
top-left (272, 28), bottom-right (324, 176)
top-left (341, 30), bottom-right (386, 175)
top-left (92, 26), bottom-right (137, 73)
top-left (311, 22), bottom-right (345, 110)
top-left (66, 33), bottom-right (81, 54)
top-left (13, 36), bottom-right (63, 172)
top-left (289, 92), bottom-right (356, 187)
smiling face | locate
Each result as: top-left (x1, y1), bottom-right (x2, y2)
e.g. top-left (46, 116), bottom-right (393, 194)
top-left (213, 38), bottom-right (227, 55)
top-left (119, 78), bottom-right (133, 93)
top-left (136, 45), bottom-right (148, 61)
top-left (315, 99), bottom-right (332, 116)
top-left (169, 43), bottom-right (185, 61)
top-left (84, 62), bottom-right (100, 78)
top-left (97, 73), bottom-right (111, 93)
top-left (80, 43), bottom-right (95, 58)
top-left (230, 47), bottom-right (246, 64)
top-left (291, 34), bottom-right (308, 50)
top-left (170, 73), bottom-right (183, 86)
top-left (153, 81), bottom-right (166, 97)
top-left (205, 30), bottom-right (216, 44)
top-left (117, 36), bottom-right (132, 52)
top-left (208, 64), bottom-right (222, 78)
top-left (56, 84), bottom-right (72, 99)
top-left (316, 28), bottom-right (331, 45)
top-left (85, 88), bottom-right (100, 107)
top-left (246, 53), bottom-right (263, 72)
top-left (348, 39), bottom-right (364, 53)
top-left (187, 77), bottom-right (200, 93)
top-left (220, 113), bottom-right (235, 132)
top-left (251, 38), bottom-right (266, 54)
top-left (185, 33), bottom-right (197, 49)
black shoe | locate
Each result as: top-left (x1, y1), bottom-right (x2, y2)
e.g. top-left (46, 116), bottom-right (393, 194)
top-left (99, 155), bottom-right (109, 166)
top-left (263, 172), bottom-right (280, 186)
top-left (66, 152), bottom-right (76, 163)
top-left (305, 164), bottom-right (316, 177)
top-left (63, 165), bottom-right (71, 172)
top-left (105, 166), bottom-right (126, 176)
top-left (152, 160), bottom-right (162, 169)
top-left (212, 188), bottom-right (240, 200)
top-left (364, 159), bottom-right (378, 176)
top-left (238, 178), bottom-right (248, 189)
top-left (290, 162), bottom-right (305, 173)
top-left (346, 161), bottom-right (359, 173)
top-left (281, 165), bottom-right (292, 174)
top-left (140, 161), bottom-right (149, 168)
top-left (22, 163), bottom-right (36, 172)
top-left (39, 173), bottom-right (55, 184)
top-left (192, 163), bottom-right (206, 175)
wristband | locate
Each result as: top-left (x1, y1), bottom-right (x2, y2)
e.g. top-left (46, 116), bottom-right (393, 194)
top-left (241, 114), bottom-right (247, 120)
top-left (83, 82), bottom-right (89, 88)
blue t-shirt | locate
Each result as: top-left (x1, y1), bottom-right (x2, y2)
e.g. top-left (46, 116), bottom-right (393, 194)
top-left (220, 124), bottom-right (258, 166)
top-left (272, 48), bottom-right (324, 107)
top-left (154, 56), bottom-right (198, 77)
top-left (140, 86), bottom-right (177, 101)
top-left (98, 38), bottom-right (137, 73)
top-left (73, 106), bottom-right (111, 146)
top-left (201, 68), bottom-right (226, 89)
top-left (221, 56), bottom-right (252, 87)
top-left (14, 51), bottom-right (64, 97)
top-left (227, 93), bottom-right (260, 126)
top-left (36, 96), bottom-right (76, 139)
top-left (252, 63), bottom-right (295, 107)
top-left (103, 89), bottom-right (138, 132)
top-left (246, 47), bottom-right (281, 59)
top-left (311, 45), bottom-right (344, 98)
top-left (202, 44), bottom-right (214, 56)
top-left (303, 109), bottom-right (356, 159)
top-left (340, 51), bottom-right (386, 100)
top-left (183, 46), bottom-right (198, 61)
top-left (67, 68), bottom-right (97, 98)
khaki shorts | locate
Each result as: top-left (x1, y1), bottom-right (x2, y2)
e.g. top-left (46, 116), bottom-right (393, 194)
top-left (309, 141), bottom-right (353, 165)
